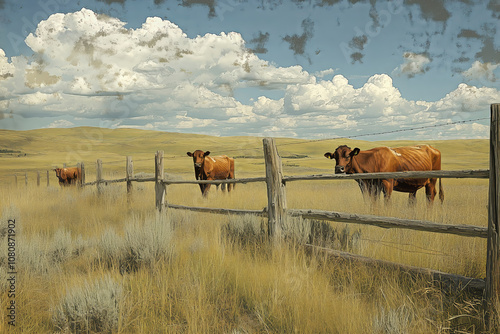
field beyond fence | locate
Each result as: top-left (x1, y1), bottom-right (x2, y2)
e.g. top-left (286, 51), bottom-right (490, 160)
top-left (2, 104), bottom-right (499, 332)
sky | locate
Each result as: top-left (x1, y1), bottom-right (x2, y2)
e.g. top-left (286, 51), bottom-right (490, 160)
top-left (0, 0), bottom-right (499, 140)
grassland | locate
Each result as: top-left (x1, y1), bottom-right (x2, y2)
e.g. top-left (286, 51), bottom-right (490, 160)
top-left (0, 127), bottom-right (493, 333)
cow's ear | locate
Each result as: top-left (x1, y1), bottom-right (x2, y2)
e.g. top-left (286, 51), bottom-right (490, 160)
top-left (351, 148), bottom-right (360, 157)
top-left (324, 152), bottom-right (333, 159)
top-left (204, 151), bottom-right (211, 157)
top-left (187, 152), bottom-right (193, 157)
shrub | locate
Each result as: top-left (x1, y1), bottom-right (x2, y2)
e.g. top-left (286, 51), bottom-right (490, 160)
top-left (17, 234), bottom-right (53, 275)
top-left (308, 220), bottom-right (361, 252)
top-left (97, 214), bottom-right (174, 273)
top-left (121, 213), bottom-right (174, 272)
top-left (52, 276), bottom-right (123, 333)
top-left (223, 214), bottom-right (267, 245)
top-left (50, 230), bottom-right (74, 264)
top-left (97, 227), bottom-right (125, 268)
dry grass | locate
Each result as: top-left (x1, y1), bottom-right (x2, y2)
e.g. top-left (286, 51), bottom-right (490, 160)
top-left (0, 177), bottom-right (490, 333)
top-left (0, 128), bottom-right (493, 333)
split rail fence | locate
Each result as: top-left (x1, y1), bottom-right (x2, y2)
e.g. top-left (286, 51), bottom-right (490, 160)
top-left (15, 104), bottom-right (500, 330)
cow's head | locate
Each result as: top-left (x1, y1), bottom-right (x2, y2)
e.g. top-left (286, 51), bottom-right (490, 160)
top-left (187, 150), bottom-right (210, 168)
top-left (53, 167), bottom-right (70, 185)
top-left (324, 145), bottom-right (360, 174)
top-left (53, 168), bottom-right (65, 180)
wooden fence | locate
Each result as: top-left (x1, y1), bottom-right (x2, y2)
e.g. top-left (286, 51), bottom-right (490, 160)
top-left (14, 104), bottom-right (500, 330)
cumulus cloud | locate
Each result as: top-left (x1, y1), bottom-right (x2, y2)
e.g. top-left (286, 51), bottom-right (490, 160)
top-left (0, 8), bottom-right (498, 140)
top-left (260, 74), bottom-right (498, 139)
top-left (462, 61), bottom-right (499, 82)
top-left (46, 119), bottom-right (75, 128)
top-left (0, 49), bottom-right (14, 80)
top-left (393, 52), bottom-right (431, 78)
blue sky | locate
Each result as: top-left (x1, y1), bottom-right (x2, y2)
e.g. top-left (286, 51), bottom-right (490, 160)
top-left (0, 0), bottom-right (499, 140)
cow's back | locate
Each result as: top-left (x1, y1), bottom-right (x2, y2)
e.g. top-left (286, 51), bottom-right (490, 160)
top-left (392, 145), bottom-right (440, 172)
top-left (204, 155), bottom-right (233, 179)
top-left (390, 145), bottom-right (441, 193)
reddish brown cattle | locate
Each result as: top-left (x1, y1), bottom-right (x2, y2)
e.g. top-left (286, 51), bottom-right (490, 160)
top-left (187, 150), bottom-right (235, 196)
top-left (54, 167), bottom-right (82, 186)
top-left (324, 145), bottom-right (444, 203)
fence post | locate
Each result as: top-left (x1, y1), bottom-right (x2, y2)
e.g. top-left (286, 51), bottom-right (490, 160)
top-left (14, 174), bottom-right (17, 188)
top-left (263, 138), bottom-right (287, 242)
top-left (76, 163), bottom-right (81, 187)
top-left (126, 156), bottom-right (133, 195)
top-left (155, 151), bottom-right (166, 211)
top-left (25, 172), bottom-right (27, 186)
top-left (81, 162), bottom-right (85, 186)
top-left (487, 103), bottom-right (500, 332)
top-left (37, 171), bottom-right (40, 186)
top-left (96, 159), bottom-right (103, 194)
top-left (46, 170), bottom-right (50, 187)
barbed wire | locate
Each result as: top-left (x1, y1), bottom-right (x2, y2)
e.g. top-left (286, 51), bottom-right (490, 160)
top-left (6, 116), bottom-right (489, 171)
top-left (342, 117), bottom-right (490, 140)
top-left (360, 237), bottom-right (454, 258)
top-left (277, 116), bottom-right (490, 148)
top-left (217, 116), bottom-right (490, 155)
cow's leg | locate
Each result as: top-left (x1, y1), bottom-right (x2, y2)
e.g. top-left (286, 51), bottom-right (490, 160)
top-left (196, 176), bottom-right (204, 194)
top-left (425, 178), bottom-right (437, 203)
top-left (202, 183), bottom-right (212, 197)
top-left (409, 192), bottom-right (417, 206)
top-left (357, 180), bottom-right (372, 203)
top-left (228, 171), bottom-right (235, 192)
top-left (381, 179), bottom-right (393, 202)
top-left (368, 181), bottom-right (380, 203)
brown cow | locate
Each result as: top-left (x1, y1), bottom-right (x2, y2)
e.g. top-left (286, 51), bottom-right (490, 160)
top-left (187, 150), bottom-right (235, 196)
top-left (324, 145), bottom-right (444, 204)
top-left (54, 167), bottom-right (82, 186)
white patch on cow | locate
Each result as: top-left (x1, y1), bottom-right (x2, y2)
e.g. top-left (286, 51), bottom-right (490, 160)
top-left (390, 148), bottom-right (402, 157)
top-left (208, 157), bottom-right (216, 163)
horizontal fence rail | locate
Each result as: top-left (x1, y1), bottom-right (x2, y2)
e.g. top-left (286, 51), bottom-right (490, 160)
top-left (306, 244), bottom-right (486, 293)
top-left (288, 209), bottom-right (488, 239)
top-left (163, 177), bottom-right (266, 185)
top-left (283, 169), bottom-right (489, 182)
top-left (167, 204), bottom-right (268, 217)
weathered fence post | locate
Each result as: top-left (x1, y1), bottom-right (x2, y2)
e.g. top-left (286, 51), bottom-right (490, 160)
top-left (126, 156), bottom-right (133, 195)
top-left (25, 172), bottom-right (28, 186)
top-left (155, 151), bottom-right (166, 211)
top-left (263, 138), bottom-right (287, 242)
top-left (487, 103), bottom-right (500, 332)
top-left (96, 159), bottom-right (103, 194)
top-left (81, 162), bottom-right (85, 186)
top-left (46, 170), bottom-right (50, 187)
top-left (37, 171), bottom-right (40, 186)
top-left (14, 174), bottom-right (17, 188)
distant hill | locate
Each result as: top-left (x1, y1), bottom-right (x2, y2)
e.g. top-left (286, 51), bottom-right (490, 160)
top-left (0, 127), bottom-right (489, 186)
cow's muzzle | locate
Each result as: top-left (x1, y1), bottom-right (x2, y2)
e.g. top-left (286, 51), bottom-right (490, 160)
top-left (335, 166), bottom-right (345, 174)
top-left (194, 163), bottom-right (202, 168)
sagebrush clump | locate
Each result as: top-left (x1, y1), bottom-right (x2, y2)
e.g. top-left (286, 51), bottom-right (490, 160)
top-left (52, 276), bottom-right (123, 333)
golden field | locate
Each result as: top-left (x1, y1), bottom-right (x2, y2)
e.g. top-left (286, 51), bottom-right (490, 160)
top-left (0, 127), bottom-right (493, 333)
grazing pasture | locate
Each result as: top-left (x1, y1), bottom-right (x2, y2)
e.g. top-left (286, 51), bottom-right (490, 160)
top-left (0, 127), bottom-right (493, 333)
